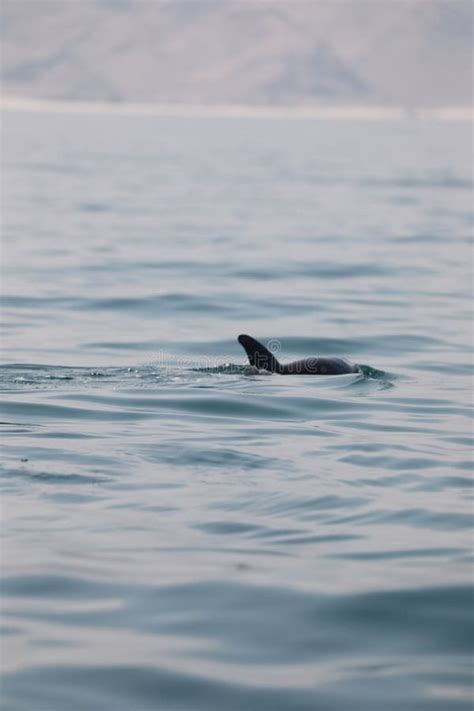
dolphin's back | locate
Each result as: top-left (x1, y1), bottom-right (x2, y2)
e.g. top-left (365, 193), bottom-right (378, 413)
top-left (238, 334), bottom-right (357, 375)
top-left (279, 357), bottom-right (356, 375)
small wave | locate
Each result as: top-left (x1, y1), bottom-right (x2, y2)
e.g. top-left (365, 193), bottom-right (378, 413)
top-left (191, 363), bottom-right (249, 375)
top-left (357, 364), bottom-right (394, 381)
top-left (0, 466), bottom-right (108, 486)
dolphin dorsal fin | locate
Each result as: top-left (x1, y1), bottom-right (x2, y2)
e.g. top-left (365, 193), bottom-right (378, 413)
top-left (238, 334), bottom-right (281, 373)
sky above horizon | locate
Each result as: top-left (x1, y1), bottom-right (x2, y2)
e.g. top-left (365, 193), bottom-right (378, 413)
top-left (1, 0), bottom-right (473, 108)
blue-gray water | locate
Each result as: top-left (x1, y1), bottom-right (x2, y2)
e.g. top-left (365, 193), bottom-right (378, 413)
top-left (1, 109), bottom-right (473, 710)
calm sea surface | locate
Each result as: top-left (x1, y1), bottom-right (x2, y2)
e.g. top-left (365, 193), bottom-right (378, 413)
top-left (1, 109), bottom-right (473, 710)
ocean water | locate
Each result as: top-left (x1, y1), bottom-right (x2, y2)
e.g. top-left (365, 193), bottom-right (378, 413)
top-left (1, 109), bottom-right (473, 710)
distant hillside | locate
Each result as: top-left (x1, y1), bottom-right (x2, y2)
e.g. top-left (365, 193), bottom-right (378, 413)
top-left (1, 0), bottom-right (472, 107)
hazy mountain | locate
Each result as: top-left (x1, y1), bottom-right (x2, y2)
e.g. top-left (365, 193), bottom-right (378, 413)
top-left (1, 0), bottom-right (472, 107)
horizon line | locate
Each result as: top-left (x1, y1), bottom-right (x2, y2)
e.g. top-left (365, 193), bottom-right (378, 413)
top-left (1, 95), bottom-right (473, 121)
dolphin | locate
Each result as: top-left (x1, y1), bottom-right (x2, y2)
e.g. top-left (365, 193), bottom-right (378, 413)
top-left (238, 334), bottom-right (358, 375)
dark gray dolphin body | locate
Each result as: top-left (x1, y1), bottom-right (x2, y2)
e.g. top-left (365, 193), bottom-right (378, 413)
top-left (238, 334), bottom-right (357, 375)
